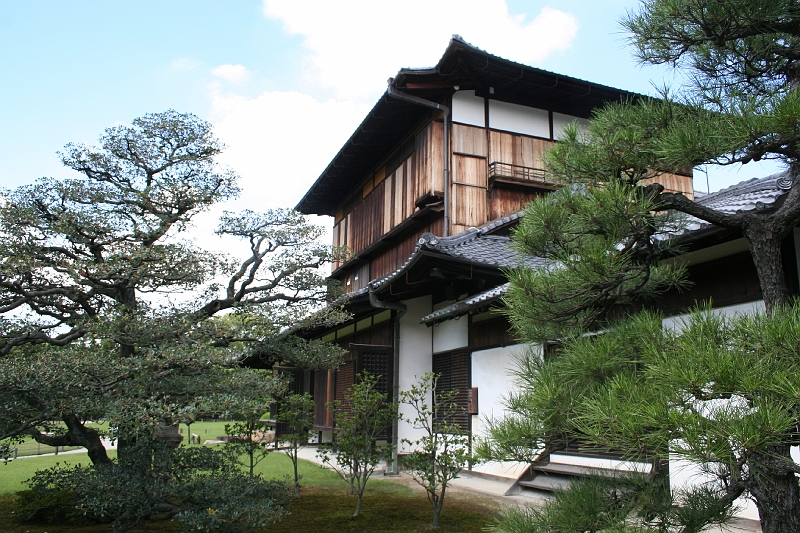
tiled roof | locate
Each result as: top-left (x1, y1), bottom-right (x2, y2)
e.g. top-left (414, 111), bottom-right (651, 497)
top-left (421, 172), bottom-right (794, 325)
top-left (477, 211), bottom-right (523, 233)
top-left (420, 282), bottom-right (510, 325)
top-left (291, 215), bottom-right (538, 334)
top-left (368, 222), bottom-right (550, 293)
top-left (681, 171), bottom-right (792, 233)
top-left (299, 173), bottom-right (793, 332)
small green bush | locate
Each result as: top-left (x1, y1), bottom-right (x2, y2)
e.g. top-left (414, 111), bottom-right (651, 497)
top-left (14, 488), bottom-right (97, 525)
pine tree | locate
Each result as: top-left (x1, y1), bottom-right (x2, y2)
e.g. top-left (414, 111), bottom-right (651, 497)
top-left (484, 2), bottom-right (800, 532)
top-left (0, 110), bottom-right (345, 530)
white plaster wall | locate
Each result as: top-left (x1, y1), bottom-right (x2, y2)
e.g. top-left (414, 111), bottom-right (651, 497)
top-left (488, 99), bottom-right (550, 138)
top-left (669, 454), bottom-right (759, 521)
top-left (469, 344), bottom-right (530, 479)
top-left (662, 300), bottom-right (765, 331)
top-left (548, 453), bottom-right (651, 473)
top-left (662, 299), bottom-right (797, 522)
top-left (432, 316), bottom-right (468, 353)
top-left (452, 90), bottom-right (485, 127)
top-left (552, 112), bottom-right (589, 139)
top-left (397, 295), bottom-right (433, 452)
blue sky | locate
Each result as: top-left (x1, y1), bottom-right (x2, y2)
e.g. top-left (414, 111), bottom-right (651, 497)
top-left (0, 0), bottom-right (781, 211)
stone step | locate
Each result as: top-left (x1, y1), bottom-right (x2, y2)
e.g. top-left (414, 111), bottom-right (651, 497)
top-left (533, 462), bottom-right (630, 479)
top-left (518, 473), bottom-right (573, 492)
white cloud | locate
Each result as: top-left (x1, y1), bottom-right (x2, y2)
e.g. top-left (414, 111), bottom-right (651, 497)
top-left (263, 0), bottom-right (578, 101)
top-left (208, 88), bottom-right (369, 211)
top-left (185, 88), bottom-right (369, 260)
top-left (194, 1), bottom-right (580, 256)
top-left (212, 64), bottom-right (251, 83)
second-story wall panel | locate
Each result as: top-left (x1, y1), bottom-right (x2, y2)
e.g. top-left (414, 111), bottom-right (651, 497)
top-left (382, 174), bottom-right (394, 235)
top-left (489, 130), bottom-right (553, 169)
top-left (371, 217), bottom-right (444, 282)
top-left (489, 187), bottom-right (545, 222)
top-left (452, 123), bottom-right (487, 157)
top-left (333, 120), bottom-right (446, 266)
top-left (394, 163), bottom-right (406, 228)
top-left (452, 154), bottom-right (488, 187)
top-left (349, 179), bottom-right (384, 254)
top-left (451, 153), bottom-right (488, 233)
top-left (451, 186), bottom-right (488, 234)
top-left (415, 120), bottom-right (444, 197)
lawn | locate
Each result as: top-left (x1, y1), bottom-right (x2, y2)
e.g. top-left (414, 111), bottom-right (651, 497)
top-left (0, 420), bottom-right (239, 495)
top-left (0, 444), bottom-right (501, 532)
top-left (0, 451), bottom-right (119, 496)
top-left (5, 422), bottom-right (110, 458)
top-left (3, 419), bottom-right (247, 460)
top-left (266, 484), bottom-right (500, 533)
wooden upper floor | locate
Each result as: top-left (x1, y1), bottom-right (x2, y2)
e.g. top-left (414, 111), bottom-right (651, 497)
top-left (296, 37), bottom-right (694, 293)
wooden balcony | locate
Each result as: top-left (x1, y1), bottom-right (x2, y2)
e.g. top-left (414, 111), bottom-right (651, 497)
top-left (488, 161), bottom-right (558, 190)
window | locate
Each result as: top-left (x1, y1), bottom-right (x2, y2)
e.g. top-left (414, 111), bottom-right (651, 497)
top-left (328, 344), bottom-right (393, 434)
top-left (432, 350), bottom-right (471, 431)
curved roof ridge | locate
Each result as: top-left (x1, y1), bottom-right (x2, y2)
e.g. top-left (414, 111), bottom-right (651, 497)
top-left (417, 227), bottom-right (481, 250)
top-left (420, 282), bottom-right (511, 325)
top-left (478, 210), bottom-right (525, 235)
top-left (697, 171), bottom-right (791, 205)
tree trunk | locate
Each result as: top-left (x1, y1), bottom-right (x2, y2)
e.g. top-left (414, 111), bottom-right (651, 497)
top-left (430, 488), bottom-right (445, 528)
top-left (62, 414), bottom-right (112, 466)
top-left (744, 218), bottom-right (791, 313)
top-left (431, 504), bottom-right (441, 528)
top-left (118, 286), bottom-right (137, 358)
top-left (293, 447), bottom-right (300, 488)
top-left (748, 445), bottom-right (800, 533)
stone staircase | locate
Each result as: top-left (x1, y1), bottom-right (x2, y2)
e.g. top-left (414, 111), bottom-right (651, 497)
top-left (505, 452), bottom-right (652, 497)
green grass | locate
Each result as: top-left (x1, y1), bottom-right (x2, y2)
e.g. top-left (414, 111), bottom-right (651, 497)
top-left (265, 485), bottom-right (499, 533)
top-left (6, 422), bottom-right (109, 458)
top-left (0, 419), bottom-right (237, 494)
top-left (178, 419), bottom-right (234, 444)
top-left (0, 434), bottom-right (499, 532)
top-left (1, 449), bottom-right (401, 496)
top-left (1, 451), bottom-right (119, 495)
top-left (3, 420), bottom-right (239, 459)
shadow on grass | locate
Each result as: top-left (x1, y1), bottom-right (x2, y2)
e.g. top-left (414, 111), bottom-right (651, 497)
top-left (0, 452), bottom-right (498, 532)
top-left (264, 484), bottom-right (498, 533)
top-left (1, 484), bottom-right (497, 533)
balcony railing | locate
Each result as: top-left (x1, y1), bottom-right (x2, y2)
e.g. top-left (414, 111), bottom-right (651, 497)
top-left (488, 161), bottom-right (553, 186)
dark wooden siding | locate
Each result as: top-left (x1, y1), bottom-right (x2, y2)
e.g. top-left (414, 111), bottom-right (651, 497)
top-left (354, 319), bottom-right (393, 346)
top-left (470, 315), bottom-right (517, 350)
top-left (369, 218), bottom-right (444, 281)
top-left (351, 344), bottom-right (393, 397)
top-left (313, 370), bottom-right (334, 429)
top-left (316, 319), bottom-right (394, 431)
top-left (334, 361), bottom-right (355, 417)
top-left (658, 251), bottom-right (763, 315)
top-left (272, 367), bottom-right (304, 437)
top-left (328, 344), bottom-right (394, 436)
top-left (432, 350), bottom-right (471, 431)
top-left (331, 120), bottom-right (444, 272)
top-left (348, 180), bottom-right (384, 254)
top-left (336, 319), bottom-right (393, 350)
